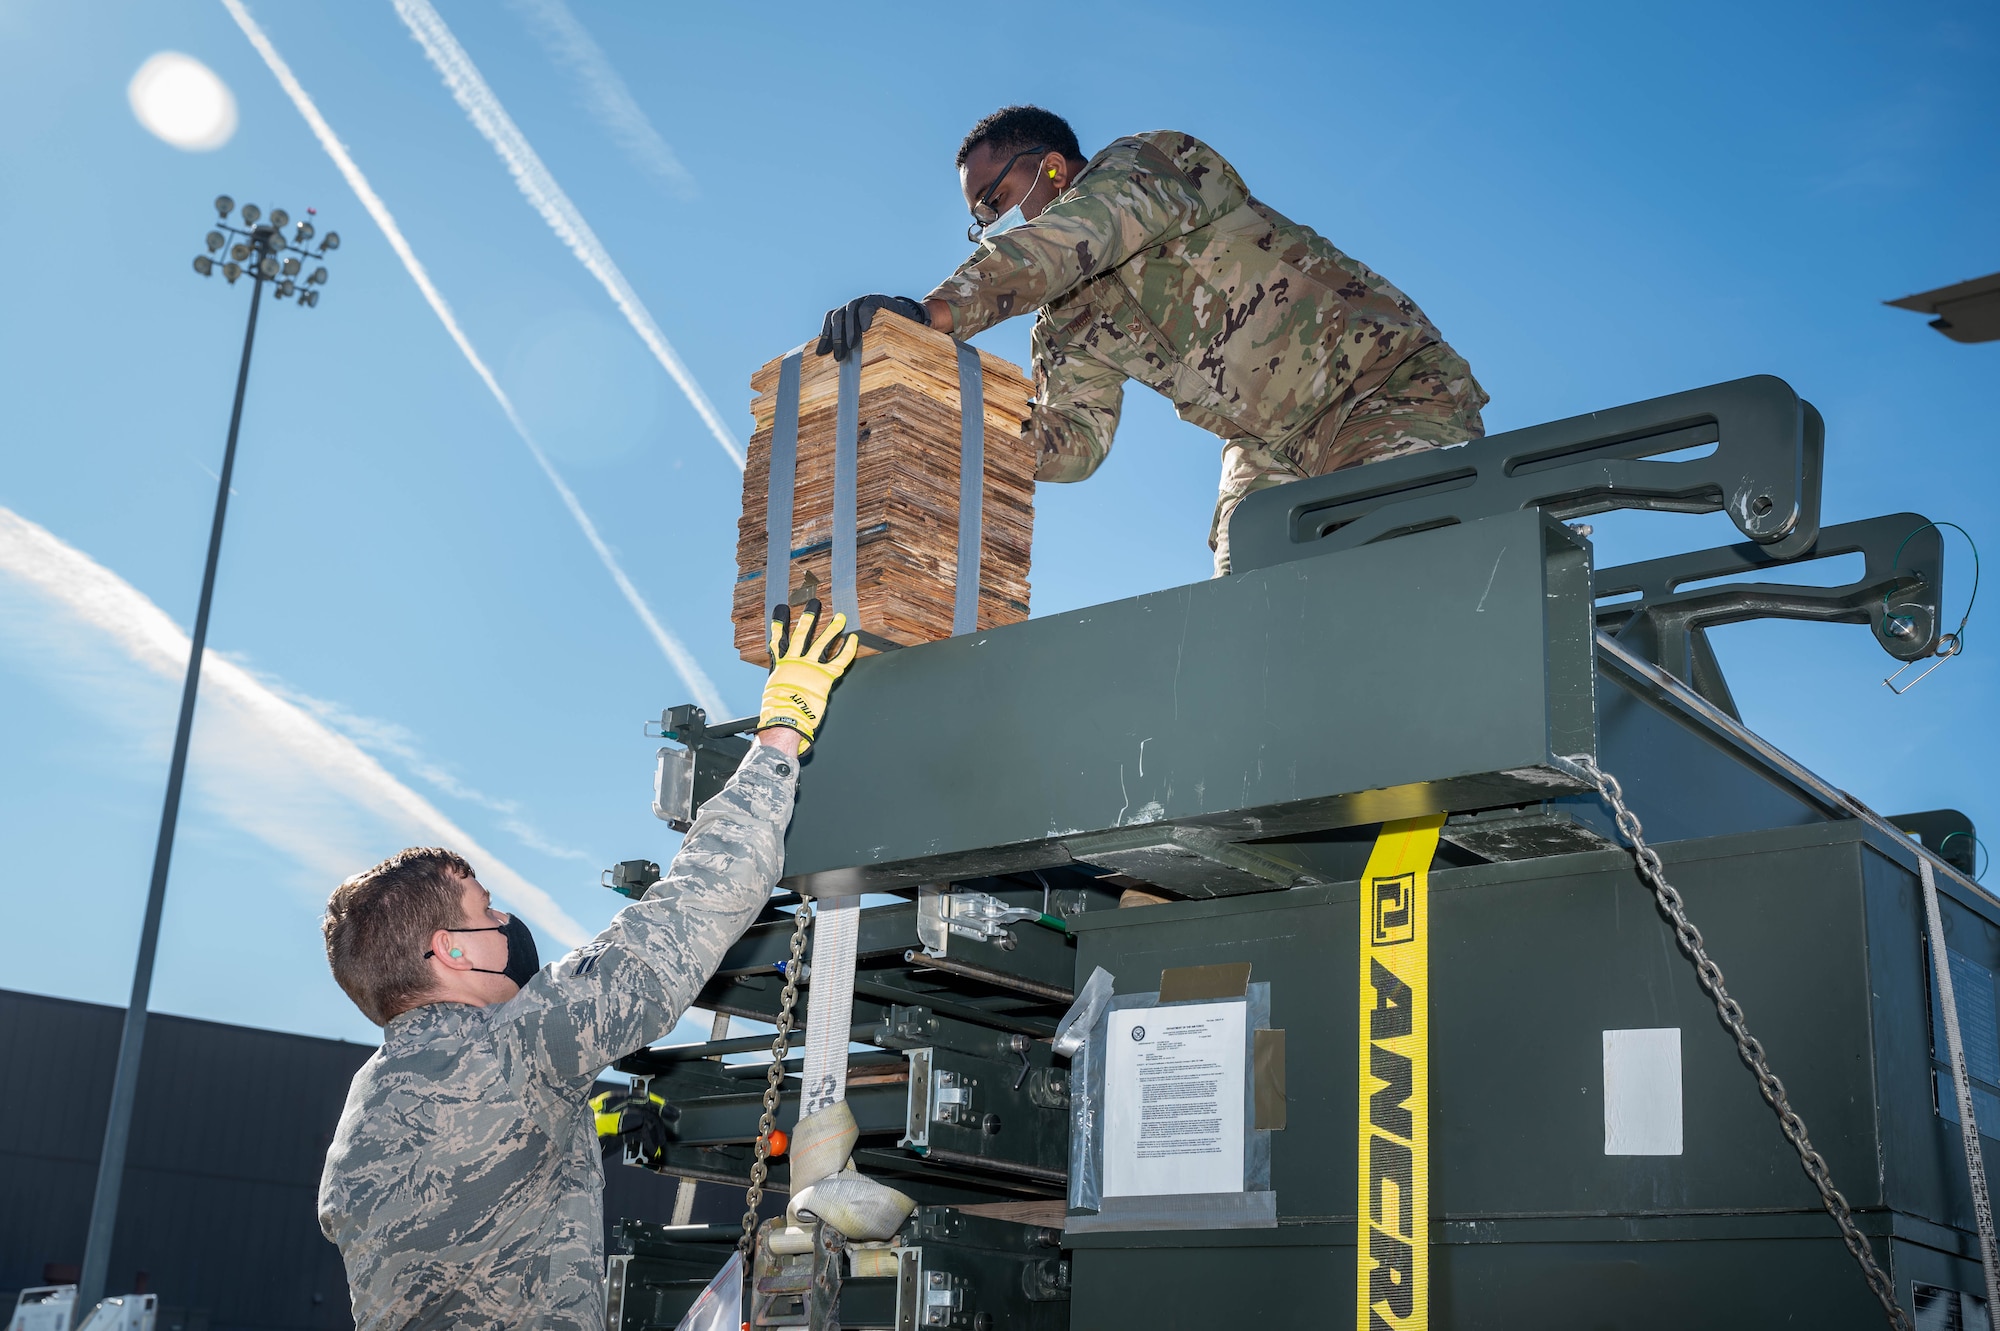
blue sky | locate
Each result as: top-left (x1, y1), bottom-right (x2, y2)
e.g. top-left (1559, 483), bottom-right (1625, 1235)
top-left (0, 0), bottom-right (1993, 1046)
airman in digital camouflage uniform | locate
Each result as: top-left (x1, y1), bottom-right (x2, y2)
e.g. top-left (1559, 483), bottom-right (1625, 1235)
top-left (317, 604), bottom-right (858, 1331)
top-left (819, 106), bottom-right (1488, 576)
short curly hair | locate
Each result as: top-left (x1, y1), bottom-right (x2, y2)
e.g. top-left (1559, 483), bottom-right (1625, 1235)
top-left (956, 105), bottom-right (1082, 169)
top-left (324, 847), bottom-right (475, 1025)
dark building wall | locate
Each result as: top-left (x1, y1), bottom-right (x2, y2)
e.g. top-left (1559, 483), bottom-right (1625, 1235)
top-left (0, 989), bottom-right (710, 1330)
top-left (0, 988), bottom-right (371, 1330)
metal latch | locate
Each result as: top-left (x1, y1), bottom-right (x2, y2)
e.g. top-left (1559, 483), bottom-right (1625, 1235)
top-left (923, 1269), bottom-right (965, 1327)
top-left (892, 1249), bottom-right (968, 1331)
top-left (933, 1070), bottom-right (971, 1125)
top-left (916, 884), bottom-right (1050, 956)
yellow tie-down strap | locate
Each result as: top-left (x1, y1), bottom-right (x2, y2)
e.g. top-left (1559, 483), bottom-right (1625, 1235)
top-left (1356, 813), bottom-right (1445, 1331)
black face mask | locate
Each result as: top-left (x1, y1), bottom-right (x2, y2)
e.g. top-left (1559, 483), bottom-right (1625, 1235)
top-left (428, 914), bottom-right (541, 990)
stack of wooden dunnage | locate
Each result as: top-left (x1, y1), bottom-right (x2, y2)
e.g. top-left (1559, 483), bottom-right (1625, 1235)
top-left (732, 316), bottom-right (1036, 664)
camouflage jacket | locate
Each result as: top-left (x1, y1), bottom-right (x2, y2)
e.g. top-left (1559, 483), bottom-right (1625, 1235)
top-left (925, 130), bottom-right (1445, 482)
top-left (318, 744), bottom-right (797, 1331)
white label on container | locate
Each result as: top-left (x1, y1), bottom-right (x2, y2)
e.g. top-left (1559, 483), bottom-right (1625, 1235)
top-left (1603, 1027), bottom-right (1683, 1156)
top-left (1102, 1001), bottom-right (1247, 1197)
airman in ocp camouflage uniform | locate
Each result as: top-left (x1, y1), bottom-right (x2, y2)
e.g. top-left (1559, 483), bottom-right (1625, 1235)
top-left (317, 603), bottom-right (859, 1330)
top-left (818, 107), bottom-right (1487, 576)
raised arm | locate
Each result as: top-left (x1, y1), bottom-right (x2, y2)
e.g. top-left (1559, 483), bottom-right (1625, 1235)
top-left (496, 602), bottom-right (858, 1083)
top-left (498, 742), bottom-right (797, 1083)
top-left (925, 134), bottom-right (1247, 341)
top-left (1027, 310), bottom-right (1126, 483)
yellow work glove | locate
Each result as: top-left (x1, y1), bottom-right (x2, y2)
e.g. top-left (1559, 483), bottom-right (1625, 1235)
top-left (591, 1089), bottom-right (677, 1165)
top-left (759, 598), bottom-right (859, 752)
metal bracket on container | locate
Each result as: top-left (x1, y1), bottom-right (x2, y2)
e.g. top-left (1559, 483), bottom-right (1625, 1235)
top-left (1229, 374), bottom-right (1824, 572)
top-left (894, 1247), bottom-right (967, 1331)
top-left (649, 704), bottom-right (754, 831)
top-left (932, 1069), bottom-right (973, 1126)
top-left (602, 859), bottom-right (661, 900)
top-left (901, 1047), bottom-right (935, 1150)
top-left (921, 1268), bottom-right (966, 1329)
top-left (1595, 511), bottom-right (1944, 718)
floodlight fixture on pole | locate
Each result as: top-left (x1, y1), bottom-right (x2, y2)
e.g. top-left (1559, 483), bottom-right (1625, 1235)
top-left (75, 196), bottom-right (337, 1316)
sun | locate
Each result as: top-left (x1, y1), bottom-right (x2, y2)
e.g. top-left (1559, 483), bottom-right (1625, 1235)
top-left (128, 52), bottom-right (238, 152)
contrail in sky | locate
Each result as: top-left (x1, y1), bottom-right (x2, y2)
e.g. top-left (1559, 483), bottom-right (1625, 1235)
top-left (278, 690), bottom-right (596, 863)
top-left (0, 505), bottom-right (592, 949)
top-left (219, 0), bottom-right (729, 717)
top-left (503, 0), bottom-right (697, 199)
top-left (392, 0), bottom-right (745, 471)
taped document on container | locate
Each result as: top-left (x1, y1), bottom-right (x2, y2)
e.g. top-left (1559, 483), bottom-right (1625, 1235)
top-left (1067, 982), bottom-right (1275, 1233)
top-left (1102, 1001), bottom-right (1247, 1197)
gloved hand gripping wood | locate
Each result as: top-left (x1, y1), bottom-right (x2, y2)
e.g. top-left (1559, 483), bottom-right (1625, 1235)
top-left (759, 599), bottom-right (859, 752)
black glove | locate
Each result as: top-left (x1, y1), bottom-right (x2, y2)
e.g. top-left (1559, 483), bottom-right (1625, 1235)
top-left (591, 1089), bottom-right (680, 1166)
top-left (815, 294), bottom-right (929, 363)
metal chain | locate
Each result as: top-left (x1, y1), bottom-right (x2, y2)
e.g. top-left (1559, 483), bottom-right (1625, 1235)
top-left (740, 899), bottom-right (814, 1260)
top-left (1576, 756), bottom-right (1912, 1331)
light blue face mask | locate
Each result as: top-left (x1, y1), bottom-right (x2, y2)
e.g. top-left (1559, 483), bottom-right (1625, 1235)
top-left (977, 168), bottom-right (1053, 243)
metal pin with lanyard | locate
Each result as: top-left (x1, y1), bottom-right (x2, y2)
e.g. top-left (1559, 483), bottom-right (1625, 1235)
top-left (1885, 520), bottom-right (1978, 694)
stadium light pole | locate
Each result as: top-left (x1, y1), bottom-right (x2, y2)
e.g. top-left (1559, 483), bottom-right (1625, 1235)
top-left (76, 197), bottom-right (339, 1314)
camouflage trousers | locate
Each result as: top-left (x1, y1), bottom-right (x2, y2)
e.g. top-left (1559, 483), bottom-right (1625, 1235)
top-left (1209, 341), bottom-right (1489, 575)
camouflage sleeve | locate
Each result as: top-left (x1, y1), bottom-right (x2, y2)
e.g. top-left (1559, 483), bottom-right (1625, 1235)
top-left (491, 743), bottom-right (797, 1083)
top-left (1029, 308), bottom-right (1124, 483)
top-left (925, 135), bottom-right (1240, 339)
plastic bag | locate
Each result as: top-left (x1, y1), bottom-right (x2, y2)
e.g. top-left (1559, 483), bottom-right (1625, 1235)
top-left (1052, 966), bottom-right (1114, 1059)
top-left (673, 1249), bottom-right (742, 1331)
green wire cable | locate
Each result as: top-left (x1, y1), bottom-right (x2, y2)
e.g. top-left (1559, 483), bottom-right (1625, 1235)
top-left (1939, 831), bottom-right (1991, 883)
top-left (1886, 519), bottom-right (1980, 647)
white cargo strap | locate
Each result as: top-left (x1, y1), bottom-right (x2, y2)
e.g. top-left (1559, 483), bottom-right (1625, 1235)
top-left (1920, 855), bottom-right (2000, 1324)
top-left (799, 895), bottom-right (861, 1119)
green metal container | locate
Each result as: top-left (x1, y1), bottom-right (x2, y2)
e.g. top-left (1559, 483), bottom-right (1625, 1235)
top-left (1066, 821), bottom-right (1995, 1328)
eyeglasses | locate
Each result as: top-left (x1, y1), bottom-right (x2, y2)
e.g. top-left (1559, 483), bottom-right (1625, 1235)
top-left (966, 144), bottom-right (1052, 242)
